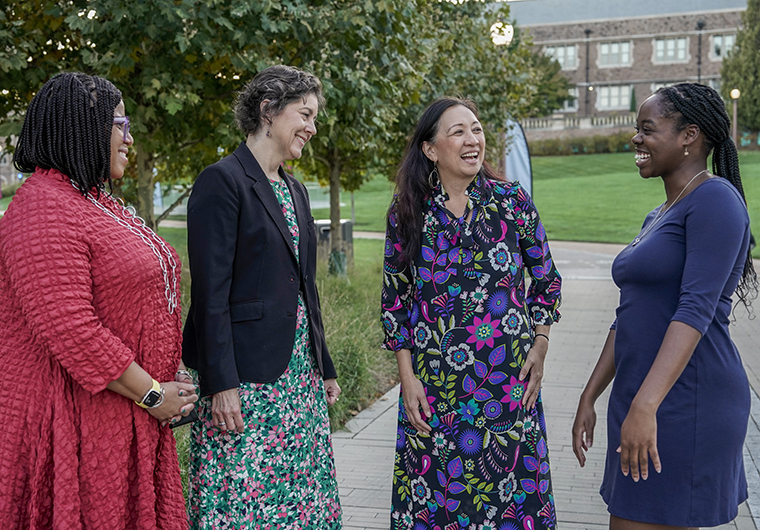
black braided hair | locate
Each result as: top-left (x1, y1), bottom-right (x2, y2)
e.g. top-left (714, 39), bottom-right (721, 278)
top-left (13, 72), bottom-right (122, 196)
top-left (656, 82), bottom-right (758, 310)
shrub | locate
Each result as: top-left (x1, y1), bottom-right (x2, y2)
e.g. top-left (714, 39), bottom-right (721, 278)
top-left (529, 130), bottom-right (634, 156)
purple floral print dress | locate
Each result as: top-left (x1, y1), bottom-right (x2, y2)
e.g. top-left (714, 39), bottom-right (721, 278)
top-left (187, 178), bottom-right (342, 530)
top-left (382, 175), bottom-right (562, 530)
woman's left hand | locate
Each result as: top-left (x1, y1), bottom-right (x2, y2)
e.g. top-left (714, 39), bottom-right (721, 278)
top-left (618, 403), bottom-right (661, 481)
top-left (519, 337), bottom-right (549, 409)
top-left (324, 378), bottom-right (341, 406)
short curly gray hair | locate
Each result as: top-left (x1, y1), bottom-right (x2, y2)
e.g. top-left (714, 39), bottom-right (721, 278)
top-left (234, 65), bottom-right (325, 137)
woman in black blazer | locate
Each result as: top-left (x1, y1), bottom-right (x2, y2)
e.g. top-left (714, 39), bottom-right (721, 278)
top-left (183, 65), bottom-right (342, 529)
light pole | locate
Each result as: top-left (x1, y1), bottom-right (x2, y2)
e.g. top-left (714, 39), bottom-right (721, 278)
top-left (696, 20), bottom-right (706, 84)
top-left (730, 88), bottom-right (740, 146)
top-left (584, 29), bottom-right (592, 116)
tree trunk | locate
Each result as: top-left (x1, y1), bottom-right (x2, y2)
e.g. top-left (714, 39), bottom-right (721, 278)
top-left (135, 143), bottom-right (156, 230)
top-left (328, 150), bottom-right (347, 276)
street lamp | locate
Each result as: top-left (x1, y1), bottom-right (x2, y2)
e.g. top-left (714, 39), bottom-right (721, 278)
top-left (696, 20), bottom-right (705, 84)
top-left (730, 88), bottom-right (740, 146)
top-left (490, 22), bottom-right (514, 47)
top-left (584, 29), bottom-right (592, 116)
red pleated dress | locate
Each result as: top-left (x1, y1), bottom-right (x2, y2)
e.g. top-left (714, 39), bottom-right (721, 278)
top-left (0, 168), bottom-right (187, 529)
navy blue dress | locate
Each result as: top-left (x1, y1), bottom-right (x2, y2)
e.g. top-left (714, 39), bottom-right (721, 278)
top-left (601, 177), bottom-right (751, 526)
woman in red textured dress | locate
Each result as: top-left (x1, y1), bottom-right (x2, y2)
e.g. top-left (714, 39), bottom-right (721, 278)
top-left (0, 72), bottom-right (198, 528)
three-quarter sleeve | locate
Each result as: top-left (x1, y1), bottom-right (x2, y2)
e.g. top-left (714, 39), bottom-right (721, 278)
top-left (381, 206), bottom-right (415, 351)
top-left (3, 193), bottom-right (134, 394)
top-left (671, 182), bottom-right (749, 334)
top-left (512, 185), bottom-right (562, 327)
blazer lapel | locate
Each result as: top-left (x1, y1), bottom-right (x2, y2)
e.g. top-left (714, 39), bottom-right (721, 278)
top-left (232, 143), bottom-right (297, 261)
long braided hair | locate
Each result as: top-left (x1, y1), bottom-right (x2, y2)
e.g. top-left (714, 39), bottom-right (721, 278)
top-left (389, 97), bottom-right (500, 264)
top-left (13, 72), bottom-right (122, 195)
top-left (657, 82), bottom-right (758, 309)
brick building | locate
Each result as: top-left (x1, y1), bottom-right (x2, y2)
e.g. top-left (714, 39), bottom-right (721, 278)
top-left (507, 0), bottom-right (746, 139)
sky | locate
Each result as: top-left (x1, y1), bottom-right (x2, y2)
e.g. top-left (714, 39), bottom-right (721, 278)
top-left (505, 0), bottom-right (747, 26)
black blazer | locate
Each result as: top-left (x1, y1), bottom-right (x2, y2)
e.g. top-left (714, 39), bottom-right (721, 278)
top-left (183, 142), bottom-right (336, 397)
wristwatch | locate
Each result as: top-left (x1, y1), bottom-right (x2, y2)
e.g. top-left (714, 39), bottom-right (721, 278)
top-left (136, 379), bottom-right (165, 409)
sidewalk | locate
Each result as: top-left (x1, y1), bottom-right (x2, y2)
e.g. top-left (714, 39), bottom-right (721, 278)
top-left (333, 241), bottom-right (760, 530)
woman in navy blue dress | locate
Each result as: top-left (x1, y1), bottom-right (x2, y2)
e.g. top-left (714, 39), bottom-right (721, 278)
top-left (572, 83), bottom-right (758, 529)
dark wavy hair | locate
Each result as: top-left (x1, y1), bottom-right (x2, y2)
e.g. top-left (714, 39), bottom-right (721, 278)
top-left (389, 97), bottom-right (500, 264)
top-left (234, 65), bottom-right (325, 137)
top-left (13, 72), bottom-right (122, 195)
top-left (656, 82), bottom-right (757, 309)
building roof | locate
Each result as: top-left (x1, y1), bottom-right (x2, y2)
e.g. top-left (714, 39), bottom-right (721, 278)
top-left (506, 0), bottom-right (747, 26)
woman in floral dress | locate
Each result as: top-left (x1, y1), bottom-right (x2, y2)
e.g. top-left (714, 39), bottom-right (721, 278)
top-left (382, 98), bottom-right (562, 529)
top-left (183, 65), bottom-right (342, 529)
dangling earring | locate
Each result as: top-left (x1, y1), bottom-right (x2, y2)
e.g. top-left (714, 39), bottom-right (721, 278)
top-left (266, 127), bottom-right (271, 138)
top-left (684, 146), bottom-right (689, 156)
top-left (428, 164), bottom-right (439, 189)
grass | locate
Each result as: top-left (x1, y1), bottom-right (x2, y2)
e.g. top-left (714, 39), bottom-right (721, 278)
top-left (531, 151), bottom-right (760, 258)
top-left (307, 151), bottom-right (760, 258)
top-left (309, 174), bottom-right (394, 232)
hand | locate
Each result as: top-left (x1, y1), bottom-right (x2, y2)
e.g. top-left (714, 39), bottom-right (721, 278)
top-left (211, 387), bottom-right (245, 433)
top-left (572, 396), bottom-right (597, 467)
top-left (519, 339), bottom-right (548, 409)
top-left (324, 378), bottom-right (341, 406)
top-left (618, 404), bottom-right (661, 481)
top-left (147, 381), bottom-right (198, 423)
top-left (401, 375), bottom-right (432, 435)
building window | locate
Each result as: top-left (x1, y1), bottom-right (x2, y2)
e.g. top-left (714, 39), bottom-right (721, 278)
top-left (544, 44), bottom-right (577, 70)
top-left (598, 85), bottom-right (632, 110)
top-left (654, 37), bottom-right (688, 63)
top-left (561, 87), bottom-right (579, 112)
top-left (599, 41), bottom-right (631, 67)
top-left (711, 34), bottom-right (735, 60)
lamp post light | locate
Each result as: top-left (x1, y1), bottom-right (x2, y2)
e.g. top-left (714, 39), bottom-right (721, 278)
top-left (730, 88), bottom-right (740, 146)
top-left (696, 20), bottom-right (706, 84)
top-left (490, 22), bottom-right (514, 47)
top-left (584, 29), bottom-right (592, 116)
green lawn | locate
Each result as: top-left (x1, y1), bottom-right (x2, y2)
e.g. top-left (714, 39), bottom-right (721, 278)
top-left (308, 151), bottom-right (760, 258)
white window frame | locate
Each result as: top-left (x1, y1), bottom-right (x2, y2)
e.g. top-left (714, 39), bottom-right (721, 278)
top-left (652, 37), bottom-right (689, 64)
top-left (709, 34), bottom-right (735, 61)
top-left (597, 85), bottom-right (633, 111)
top-left (544, 44), bottom-right (578, 71)
top-left (560, 87), bottom-right (579, 112)
top-left (598, 41), bottom-right (632, 68)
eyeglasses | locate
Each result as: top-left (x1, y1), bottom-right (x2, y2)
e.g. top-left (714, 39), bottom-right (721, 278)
top-left (113, 116), bottom-right (130, 142)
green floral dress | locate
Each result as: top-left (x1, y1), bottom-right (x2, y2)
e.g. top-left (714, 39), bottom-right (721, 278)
top-left (187, 178), bottom-right (342, 530)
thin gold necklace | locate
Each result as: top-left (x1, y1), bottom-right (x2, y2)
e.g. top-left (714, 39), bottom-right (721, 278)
top-left (631, 169), bottom-right (708, 247)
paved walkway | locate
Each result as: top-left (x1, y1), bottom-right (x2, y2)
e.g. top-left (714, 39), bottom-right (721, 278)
top-left (332, 240), bottom-right (760, 530)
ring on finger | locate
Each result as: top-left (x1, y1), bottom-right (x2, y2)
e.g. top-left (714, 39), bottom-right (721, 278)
top-left (219, 421), bottom-right (226, 426)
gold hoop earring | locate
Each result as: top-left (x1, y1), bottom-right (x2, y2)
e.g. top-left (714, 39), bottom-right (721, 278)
top-left (428, 164), bottom-right (439, 189)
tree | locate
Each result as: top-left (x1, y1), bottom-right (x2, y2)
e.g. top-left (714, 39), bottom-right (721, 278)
top-left (294, 0), bottom-right (432, 273)
top-left (1, 0), bottom-right (567, 250)
top-left (721, 0), bottom-right (760, 131)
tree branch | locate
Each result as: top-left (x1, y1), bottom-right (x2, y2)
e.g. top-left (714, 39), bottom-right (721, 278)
top-left (155, 185), bottom-right (193, 225)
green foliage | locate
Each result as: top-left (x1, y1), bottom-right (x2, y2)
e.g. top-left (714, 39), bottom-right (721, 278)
top-left (529, 131), bottom-right (634, 156)
top-left (721, 0), bottom-right (760, 131)
top-left (2, 0), bottom-right (567, 238)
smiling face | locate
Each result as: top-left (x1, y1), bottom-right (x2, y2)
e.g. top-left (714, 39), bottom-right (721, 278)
top-left (268, 93), bottom-right (319, 161)
top-left (422, 104), bottom-right (485, 184)
top-left (110, 100), bottom-right (133, 179)
top-left (631, 94), bottom-right (690, 179)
